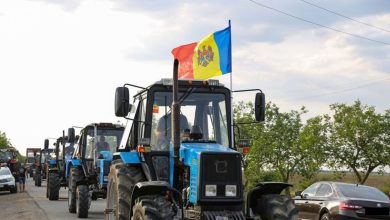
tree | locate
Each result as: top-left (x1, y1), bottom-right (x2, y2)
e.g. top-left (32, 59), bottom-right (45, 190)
top-left (237, 102), bottom-right (329, 194)
top-left (328, 100), bottom-right (390, 184)
top-left (0, 130), bottom-right (12, 148)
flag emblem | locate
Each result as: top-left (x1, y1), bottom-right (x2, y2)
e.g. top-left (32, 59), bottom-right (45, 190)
top-left (197, 45), bottom-right (214, 67)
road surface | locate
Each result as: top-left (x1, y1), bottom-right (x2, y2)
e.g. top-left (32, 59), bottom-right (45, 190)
top-left (0, 177), bottom-right (106, 220)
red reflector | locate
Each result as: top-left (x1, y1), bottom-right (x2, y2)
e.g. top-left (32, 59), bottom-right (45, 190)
top-left (242, 147), bottom-right (250, 154)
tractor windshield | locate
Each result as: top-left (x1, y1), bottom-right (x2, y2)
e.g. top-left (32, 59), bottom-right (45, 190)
top-left (40, 150), bottom-right (53, 163)
top-left (151, 91), bottom-right (229, 151)
top-left (85, 128), bottom-right (124, 159)
top-left (0, 151), bottom-right (13, 160)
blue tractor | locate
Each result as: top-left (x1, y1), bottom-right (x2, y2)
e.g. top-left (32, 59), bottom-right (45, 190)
top-left (105, 61), bottom-right (298, 220)
top-left (46, 131), bottom-right (78, 200)
top-left (34, 140), bottom-right (54, 187)
top-left (67, 123), bottom-right (125, 218)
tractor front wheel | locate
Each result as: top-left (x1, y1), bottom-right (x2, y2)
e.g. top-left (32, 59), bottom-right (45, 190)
top-left (35, 169), bottom-right (41, 187)
top-left (68, 166), bottom-right (81, 213)
top-left (76, 185), bottom-right (90, 218)
top-left (256, 194), bottom-right (298, 220)
top-left (131, 195), bottom-right (176, 220)
top-left (48, 172), bottom-right (60, 200)
top-left (105, 161), bottom-right (145, 220)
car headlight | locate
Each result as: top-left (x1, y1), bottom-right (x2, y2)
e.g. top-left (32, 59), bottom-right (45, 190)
top-left (225, 185), bottom-right (237, 197)
top-left (205, 185), bottom-right (217, 197)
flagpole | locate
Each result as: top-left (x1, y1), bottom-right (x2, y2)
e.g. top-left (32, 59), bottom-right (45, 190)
top-left (229, 20), bottom-right (234, 149)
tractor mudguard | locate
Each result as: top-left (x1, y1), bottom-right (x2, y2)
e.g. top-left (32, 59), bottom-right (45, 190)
top-left (112, 152), bottom-right (140, 164)
top-left (246, 182), bottom-right (292, 216)
top-left (130, 181), bottom-right (171, 214)
top-left (66, 159), bottom-right (81, 177)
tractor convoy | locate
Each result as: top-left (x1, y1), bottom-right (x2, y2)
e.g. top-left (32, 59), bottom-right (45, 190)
top-left (27, 61), bottom-right (298, 219)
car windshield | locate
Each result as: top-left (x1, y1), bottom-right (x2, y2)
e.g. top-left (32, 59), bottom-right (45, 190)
top-left (0, 168), bottom-right (11, 175)
top-left (337, 184), bottom-right (389, 201)
top-left (151, 91), bottom-right (229, 151)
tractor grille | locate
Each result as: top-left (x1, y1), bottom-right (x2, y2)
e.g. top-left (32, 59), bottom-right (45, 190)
top-left (199, 152), bottom-right (242, 201)
top-left (201, 153), bottom-right (240, 183)
top-left (103, 161), bottom-right (110, 175)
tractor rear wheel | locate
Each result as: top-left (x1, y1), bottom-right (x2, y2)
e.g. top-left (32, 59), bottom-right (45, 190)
top-left (131, 195), bottom-right (176, 220)
top-left (105, 160), bottom-right (145, 220)
top-left (48, 172), bottom-right (60, 200)
top-left (76, 184), bottom-right (90, 218)
top-left (256, 194), bottom-right (298, 220)
top-left (68, 166), bottom-right (81, 213)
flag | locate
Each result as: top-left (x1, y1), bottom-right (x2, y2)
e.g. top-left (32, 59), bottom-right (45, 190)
top-left (172, 26), bottom-right (232, 79)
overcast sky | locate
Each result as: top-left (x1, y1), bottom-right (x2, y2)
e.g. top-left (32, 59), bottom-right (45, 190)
top-left (0, 0), bottom-right (389, 155)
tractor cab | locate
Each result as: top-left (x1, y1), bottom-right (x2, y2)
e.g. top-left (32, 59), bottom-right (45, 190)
top-left (0, 148), bottom-right (18, 167)
top-left (75, 123), bottom-right (124, 181)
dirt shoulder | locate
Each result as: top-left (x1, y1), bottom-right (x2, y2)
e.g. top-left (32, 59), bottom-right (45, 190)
top-left (0, 191), bottom-right (48, 220)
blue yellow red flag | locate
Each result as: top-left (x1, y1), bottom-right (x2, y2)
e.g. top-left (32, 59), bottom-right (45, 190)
top-left (172, 26), bottom-right (232, 79)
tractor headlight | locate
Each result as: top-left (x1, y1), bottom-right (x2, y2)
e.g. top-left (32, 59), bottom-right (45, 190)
top-left (205, 185), bottom-right (217, 197)
top-left (225, 185), bottom-right (237, 197)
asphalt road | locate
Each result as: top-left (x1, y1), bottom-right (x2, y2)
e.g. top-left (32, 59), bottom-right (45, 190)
top-left (1, 177), bottom-right (106, 220)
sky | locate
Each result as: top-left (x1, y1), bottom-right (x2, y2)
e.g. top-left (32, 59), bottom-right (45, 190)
top-left (0, 0), bottom-right (389, 155)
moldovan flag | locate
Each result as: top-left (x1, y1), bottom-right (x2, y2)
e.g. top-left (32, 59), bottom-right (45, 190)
top-left (171, 26), bottom-right (232, 79)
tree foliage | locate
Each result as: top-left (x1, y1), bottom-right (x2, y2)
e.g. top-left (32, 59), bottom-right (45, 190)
top-left (328, 100), bottom-right (390, 184)
top-left (0, 130), bottom-right (12, 148)
top-left (236, 102), bottom-right (329, 193)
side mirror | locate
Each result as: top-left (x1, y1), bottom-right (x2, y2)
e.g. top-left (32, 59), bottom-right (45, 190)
top-left (255, 92), bottom-right (265, 122)
top-left (44, 139), bottom-right (49, 150)
top-left (295, 191), bottom-right (302, 197)
top-left (68, 128), bottom-right (75, 143)
top-left (115, 87), bottom-right (131, 117)
top-left (75, 135), bottom-right (80, 142)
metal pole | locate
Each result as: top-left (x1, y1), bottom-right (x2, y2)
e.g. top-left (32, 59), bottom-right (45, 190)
top-left (229, 20), bottom-right (234, 149)
top-left (172, 59), bottom-right (180, 158)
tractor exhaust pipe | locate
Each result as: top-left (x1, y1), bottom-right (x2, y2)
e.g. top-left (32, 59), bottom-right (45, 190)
top-left (172, 59), bottom-right (180, 158)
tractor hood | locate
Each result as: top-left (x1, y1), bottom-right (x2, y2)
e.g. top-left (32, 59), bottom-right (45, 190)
top-left (179, 142), bottom-right (236, 166)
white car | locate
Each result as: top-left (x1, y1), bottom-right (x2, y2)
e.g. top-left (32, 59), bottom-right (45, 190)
top-left (0, 166), bottom-right (17, 193)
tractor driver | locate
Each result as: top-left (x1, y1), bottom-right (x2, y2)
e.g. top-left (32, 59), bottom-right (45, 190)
top-left (95, 136), bottom-right (110, 158)
top-left (156, 112), bottom-right (189, 151)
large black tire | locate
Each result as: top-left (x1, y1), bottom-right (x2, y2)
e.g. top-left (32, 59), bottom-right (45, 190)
top-left (46, 169), bottom-right (50, 198)
top-left (35, 170), bottom-right (42, 187)
top-left (105, 160), bottom-right (145, 220)
top-left (76, 185), bottom-right (90, 218)
top-left (320, 213), bottom-right (330, 220)
top-left (48, 172), bottom-right (60, 200)
top-left (131, 195), bottom-right (176, 220)
top-left (256, 194), bottom-right (299, 220)
top-left (68, 166), bottom-right (82, 213)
